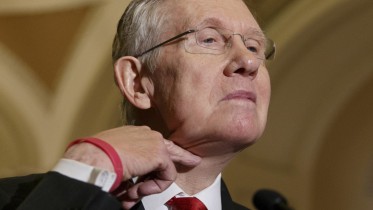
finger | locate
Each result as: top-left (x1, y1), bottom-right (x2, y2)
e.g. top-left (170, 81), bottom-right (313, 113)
top-left (138, 178), bottom-right (174, 196)
top-left (121, 199), bottom-right (139, 210)
top-left (133, 167), bottom-right (176, 197)
top-left (121, 158), bottom-right (176, 200)
top-left (120, 178), bottom-right (173, 201)
top-left (163, 140), bottom-right (202, 166)
top-left (112, 180), bottom-right (134, 197)
top-left (117, 183), bottom-right (141, 202)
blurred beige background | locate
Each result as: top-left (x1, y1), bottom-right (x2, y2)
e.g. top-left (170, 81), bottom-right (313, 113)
top-left (0, 0), bottom-right (372, 209)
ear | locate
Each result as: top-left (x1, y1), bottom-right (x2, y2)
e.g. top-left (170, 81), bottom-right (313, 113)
top-left (114, 56), bottom-right (152, 109)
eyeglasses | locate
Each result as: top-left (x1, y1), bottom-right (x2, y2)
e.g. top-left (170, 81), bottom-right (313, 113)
top-left (134, 27), bottom-right (276, 61)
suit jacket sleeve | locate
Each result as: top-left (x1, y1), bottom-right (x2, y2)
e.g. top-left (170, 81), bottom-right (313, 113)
top-left (0, 172), bottom-right (123, 210)
top-left (1, 173), bottom-right (250, 210)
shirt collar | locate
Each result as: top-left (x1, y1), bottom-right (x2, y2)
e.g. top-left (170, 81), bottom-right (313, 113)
top-left (142, 174), bottom-right (222, 210)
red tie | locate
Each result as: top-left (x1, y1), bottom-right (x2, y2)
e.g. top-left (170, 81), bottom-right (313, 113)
top-left (166, 196), bottom-right (207, 210)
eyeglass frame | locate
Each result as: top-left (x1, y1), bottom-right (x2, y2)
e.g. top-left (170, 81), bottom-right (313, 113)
top-left (133, 29), bottom-right (276, 60)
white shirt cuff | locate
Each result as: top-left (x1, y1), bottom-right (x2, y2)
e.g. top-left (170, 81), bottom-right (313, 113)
top-left (52, 158), bottom-right (117, 192)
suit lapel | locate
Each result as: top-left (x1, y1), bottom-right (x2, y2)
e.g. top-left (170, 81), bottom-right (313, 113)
top-left (221, 180), bottom-right (250, 210)
top-left (221, 180), bottom-right (236, 210)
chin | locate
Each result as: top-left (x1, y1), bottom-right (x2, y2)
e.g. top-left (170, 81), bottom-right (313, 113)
top-left (225, 130), bottom-right (260, 147)
top-left (192, 131), bottom-right (260, 157)
top-left (203, 124), bottom-right (262, 151)
top-left (217, 120), bottom-right (265, 147)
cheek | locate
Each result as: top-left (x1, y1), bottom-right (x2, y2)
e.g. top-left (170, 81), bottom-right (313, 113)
top-left (256, 68), bottom-right (271, 123)
top-left (177, 71), bottom-right (216, 116)
top-left (175, 57), bottom-right (218, 102)
top-left (152, 56), bottom-right (214, 125)
top-left (261, 68), bottom-right (271, 103)
top-left (174, 64), bottom-right (225, 134)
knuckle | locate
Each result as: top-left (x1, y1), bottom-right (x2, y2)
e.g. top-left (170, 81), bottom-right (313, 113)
top-left (153, 153), bottom-right (171, 167)
top-left (140, 125), bottom-right (151, 130)
top-left (152, 131), bottom-right (164, 140)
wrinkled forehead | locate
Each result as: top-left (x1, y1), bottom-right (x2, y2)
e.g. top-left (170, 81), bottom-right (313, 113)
top-left (164, 0), bottom-right (261, 34)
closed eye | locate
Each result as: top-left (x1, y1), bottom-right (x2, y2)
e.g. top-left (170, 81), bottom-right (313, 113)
top-left (202, 37), bottom-right (217, 44)
top-left (244, 38), bottom-right (264, 55)
top-left (247, 46), bottom-right (258, 53)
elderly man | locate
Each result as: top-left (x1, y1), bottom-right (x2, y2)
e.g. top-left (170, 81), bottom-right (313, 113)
top-left (0, 0), bottom-right (275, 209)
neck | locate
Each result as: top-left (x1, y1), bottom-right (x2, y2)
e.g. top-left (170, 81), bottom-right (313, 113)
top-left (174, 152), bottom-right (235, 195)
top-left (135, 113), bottom-right (240, 194)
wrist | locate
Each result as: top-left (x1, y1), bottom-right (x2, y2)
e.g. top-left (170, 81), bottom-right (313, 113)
top-left (65, 138), bottom-right (124, 192)
top-left (64, 143), bottom-right (114, 171)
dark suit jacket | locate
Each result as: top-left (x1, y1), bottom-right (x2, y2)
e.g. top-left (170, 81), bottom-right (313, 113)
top-left (0, 172), bottom-right (249, 210)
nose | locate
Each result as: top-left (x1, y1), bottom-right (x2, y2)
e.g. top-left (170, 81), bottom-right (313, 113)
top-left (223, 36), bottom-right (261, 79)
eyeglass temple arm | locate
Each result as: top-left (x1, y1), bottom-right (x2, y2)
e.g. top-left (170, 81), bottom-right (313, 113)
top-left (134, 30), bottom-right (197, 58)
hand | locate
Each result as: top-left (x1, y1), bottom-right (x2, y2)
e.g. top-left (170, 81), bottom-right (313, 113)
top-left (64, 126), bottom-right (201, 209)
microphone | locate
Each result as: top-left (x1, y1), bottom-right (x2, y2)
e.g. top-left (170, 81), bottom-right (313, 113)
top-left (253, 189), bottom-right (294, 210)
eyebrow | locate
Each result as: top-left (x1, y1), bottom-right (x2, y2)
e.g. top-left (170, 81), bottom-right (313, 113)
top-left (193, 17), bottom-right (268, 47)
top-left (195, 17), bottom-right (266, 39)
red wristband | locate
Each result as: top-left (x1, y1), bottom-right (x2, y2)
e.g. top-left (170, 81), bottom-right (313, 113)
top-left (67, 137), bottom-right (123, 192)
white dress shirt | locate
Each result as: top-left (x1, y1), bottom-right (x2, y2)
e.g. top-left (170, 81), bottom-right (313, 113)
top-left (142, 174), bottom-right (222, 210)
top-left (53, 159), bottom-right (222, 210)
